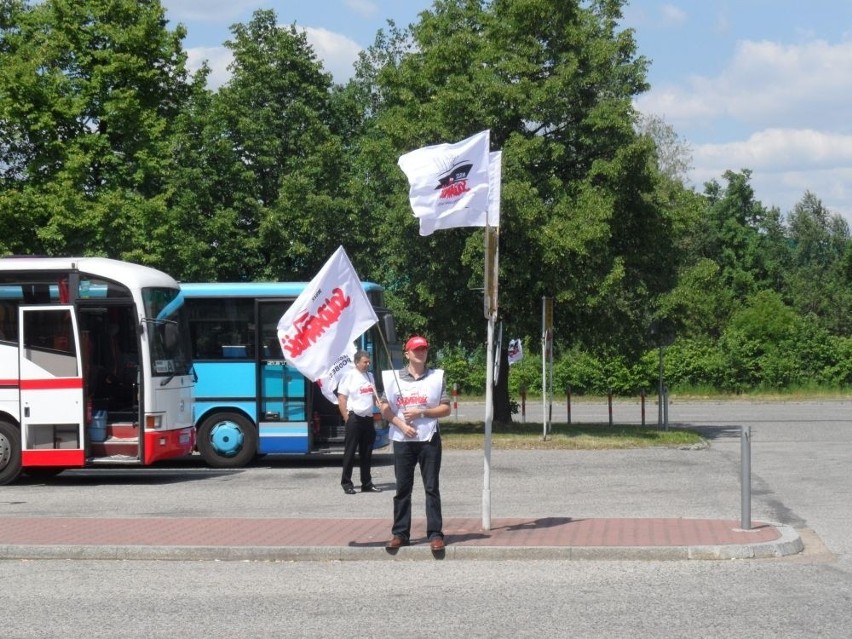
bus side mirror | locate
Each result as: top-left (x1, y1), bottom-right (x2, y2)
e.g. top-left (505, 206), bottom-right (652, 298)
top-left (382, 314), bottom-right (397, 344)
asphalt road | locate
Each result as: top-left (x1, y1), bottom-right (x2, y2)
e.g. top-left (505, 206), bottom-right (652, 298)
top-left (1, 399), bottom-right (850, 638)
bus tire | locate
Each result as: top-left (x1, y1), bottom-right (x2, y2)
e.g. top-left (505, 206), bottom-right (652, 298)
top-left (0, 419), bottom-right (22, 485)
top-left (197, 412), bottom-right (257, 468)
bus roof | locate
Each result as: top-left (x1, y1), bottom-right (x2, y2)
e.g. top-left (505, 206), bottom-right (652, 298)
top-left (180, 281), bottom-right (384, 298)
top-left (0, 256), bottom-right (180, 289)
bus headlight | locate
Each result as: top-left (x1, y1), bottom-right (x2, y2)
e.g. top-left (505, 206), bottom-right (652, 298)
top-left (146, 414), bottom-right (163, 429)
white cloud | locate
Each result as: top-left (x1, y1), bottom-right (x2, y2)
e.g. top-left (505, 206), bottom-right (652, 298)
top-left (690, 129), bottom-right (852, 220)
top-left (637, 39), bottom-right (852, 131)
top-left (301, 27), bottom-right (362, 82)
top-left (185, 28), bottom-right (361, 90)
top-left (637, 35), bottom-right (852, 223)
top-left (186, 46), bottom-right (233, 90)
top-left (659, 4), bottom-right (687, 28)
top-left (344, 0), bottom-right (379, 18)
top-left (622, 3), bottom-right (686, 30)
top-left (713, 9), bottom-right (730, 35)
top-left (752, 167), bottom-right (852, 221)
top-left (694, 129), bottom-right (852, 175)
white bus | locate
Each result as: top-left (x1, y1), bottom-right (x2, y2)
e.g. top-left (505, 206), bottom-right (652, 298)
top-left (0, 257), bottom-right (195, 484)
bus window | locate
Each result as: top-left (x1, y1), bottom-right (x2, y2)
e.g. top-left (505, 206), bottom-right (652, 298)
top-left (142, 287), bottom-right (192, 376)
top-left (0, 302), bottom-right (15, 341)
top-left (22, 309), bottom-right (78, 377)
top-left (187, 297), bottom-right (255, 360)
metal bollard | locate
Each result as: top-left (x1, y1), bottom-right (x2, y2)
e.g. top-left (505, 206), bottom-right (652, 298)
top-left (741, 425), bottom-right (751, 530)
top-left (640, 388), bottom-right (645, 426)
top-left (520, 386), bottom-right (526, 424)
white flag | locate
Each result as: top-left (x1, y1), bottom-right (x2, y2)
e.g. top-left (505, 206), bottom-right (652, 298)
top-left (277, 246), bottom-right (378, 382)
top-left (316, 343), bottom-right (357, 405)
top-left (398, 130), bottom-right (491, 236)
top-left (508, 338), bottom-right (523, 365)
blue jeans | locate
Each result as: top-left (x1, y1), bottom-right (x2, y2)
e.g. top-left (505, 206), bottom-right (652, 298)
top-left (391, 434), bottom-right (442, 541)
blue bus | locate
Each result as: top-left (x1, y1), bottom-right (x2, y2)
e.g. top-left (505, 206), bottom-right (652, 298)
top-left (180, 282), bottom-right (400, 468)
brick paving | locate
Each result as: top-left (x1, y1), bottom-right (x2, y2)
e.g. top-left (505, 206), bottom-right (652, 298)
top-left (0, 515), bottom-right (782, 551)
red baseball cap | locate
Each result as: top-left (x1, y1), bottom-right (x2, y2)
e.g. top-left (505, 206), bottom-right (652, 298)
top-left (404, 335), bottom-right (429, 351)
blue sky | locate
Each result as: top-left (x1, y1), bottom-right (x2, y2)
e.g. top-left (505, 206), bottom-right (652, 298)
top-left (161, 1), bottom-right (852, 224)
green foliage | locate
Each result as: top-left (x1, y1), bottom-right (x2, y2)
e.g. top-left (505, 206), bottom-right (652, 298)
top-left (507, 339), bottom-right (541, 395)
top-left (434, 344), bottom-right (487, 395)
top-left (0, 0), bottom-right (190, 259)
top-left (663, 338), bottom-right (727, 390)
top-left (1, 0), bottom-right (850, 400)
top-left (349, 0), bottom-right (674, 354)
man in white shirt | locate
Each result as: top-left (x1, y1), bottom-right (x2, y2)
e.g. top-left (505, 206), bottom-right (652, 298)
top-left (337, 350), bottom-right (381, 494)
top-left (380, 336), bottom-right (451, 552)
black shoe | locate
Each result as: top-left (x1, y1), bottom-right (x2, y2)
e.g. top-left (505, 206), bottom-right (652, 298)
top-left (361, 485), bottom-right (382, 493)
top-left (343, 487), bottom-right (356, 495)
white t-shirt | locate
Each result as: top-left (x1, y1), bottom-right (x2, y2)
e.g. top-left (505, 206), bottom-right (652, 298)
top-left (337, 369), bottom-right (376, 417)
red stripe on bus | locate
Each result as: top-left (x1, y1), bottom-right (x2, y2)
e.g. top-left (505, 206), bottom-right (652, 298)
top-left (0, 379), bottom-right (21, 388)
top-left (22, 449), bottom-right (86, 468)
top-left (20, 378), bottom-right (84, 390)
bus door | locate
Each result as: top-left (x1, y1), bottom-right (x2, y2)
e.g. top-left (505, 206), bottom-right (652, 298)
top-left (257, 300), bottom-right (309, 454)
top-left (18, 305), bottom-right (86, 468)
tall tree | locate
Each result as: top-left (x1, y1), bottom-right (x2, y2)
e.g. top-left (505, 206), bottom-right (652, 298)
top-left (784, 191), bottom-right (852, 334)
top-left (0, 0), bottom-right (191, 260)
top-left (698, 170), bottom-right (783, 301)
top-left (200, 10), bottom-right (356, 281)
top-left (635, 113), bottom-right (692, 183)
top-left (349, 0), bottom-right (677, 355)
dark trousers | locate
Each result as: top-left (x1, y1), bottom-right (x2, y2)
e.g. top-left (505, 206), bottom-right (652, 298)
top-left (391, 434), bottom-right (443, 541)
top-left (341, 413), bottom-right (376, 489)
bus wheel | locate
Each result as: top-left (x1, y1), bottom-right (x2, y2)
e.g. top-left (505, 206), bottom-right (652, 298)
top-left (197, 412), bottom-right (257, 468)
top-left (0, 419), bottom-right (22, 485)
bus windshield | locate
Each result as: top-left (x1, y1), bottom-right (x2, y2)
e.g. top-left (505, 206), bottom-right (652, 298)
top-left (142, 288), bottom-right (192, 376)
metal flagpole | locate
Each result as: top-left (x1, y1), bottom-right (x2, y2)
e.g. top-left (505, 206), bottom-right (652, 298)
top-left (482, 225), bottom-right (499, 530)
top-left (541, 297), bottom-right (553, 440)
top-left (481, 148), bottom-right (501, 532)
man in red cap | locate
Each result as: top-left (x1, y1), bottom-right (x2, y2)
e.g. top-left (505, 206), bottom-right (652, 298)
top-left (380, 335), bottom-right (451, 553)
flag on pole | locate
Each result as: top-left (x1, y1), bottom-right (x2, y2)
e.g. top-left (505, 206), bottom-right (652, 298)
top-left (508, 338), bottom-right (523, 365)
top-left (277, 246), bottom-right (378, 385)
top-left (398, 130), bottom-right (491, 236)
top-left (316, 343), bottom-right (357, 404)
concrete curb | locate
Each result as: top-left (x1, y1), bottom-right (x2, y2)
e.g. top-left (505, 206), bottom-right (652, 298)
top-left (0, 523), bottom-right (802, 562)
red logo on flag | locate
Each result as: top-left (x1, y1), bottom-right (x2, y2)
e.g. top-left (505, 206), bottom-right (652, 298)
top-left (280, 287), bottom-right (351, 358)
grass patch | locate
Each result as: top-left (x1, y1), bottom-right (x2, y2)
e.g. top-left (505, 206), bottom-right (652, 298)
top-left (439, 421), bottom-right (704, 450)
